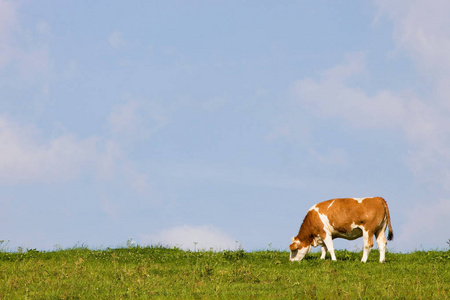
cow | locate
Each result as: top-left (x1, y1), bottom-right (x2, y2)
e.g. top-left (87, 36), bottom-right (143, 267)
top-left (289, 197), bottom-right (393, 263)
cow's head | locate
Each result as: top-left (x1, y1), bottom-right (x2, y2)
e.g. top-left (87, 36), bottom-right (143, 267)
top-left (289, 236), bottom-right (311, 261)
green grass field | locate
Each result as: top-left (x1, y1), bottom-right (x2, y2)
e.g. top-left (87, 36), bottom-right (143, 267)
top-left (0, 245), bottom-right (448, 299)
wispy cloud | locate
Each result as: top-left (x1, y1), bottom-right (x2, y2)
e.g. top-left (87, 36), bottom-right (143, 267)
top-left (152, 160), bottom-right (307, 190)
top-left (293, 53), bottom-right (407, 130)
top-left (0, 1), bottom-right (49, 74)
top-left (293, 53), bottom-right (450, 189)
top-left (108, 99), bottom-right (168, 141)
top-left (0, 115), bottom-right (117, 184)
top-left (108, 31), bottom-right (126, 49)
top-left (0, 0), bottom-right (51, 100)
top-left (0, 0), bottom-right (17, 68)
top-left (376, 0), bottom-right (450, 76)
top-left (372, 0), bottom-right (450, 190)
top-left (140, 225), bottom-right (239, 251)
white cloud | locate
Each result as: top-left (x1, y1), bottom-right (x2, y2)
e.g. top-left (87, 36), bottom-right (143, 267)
top-left (108, 31), bottom-right (125, 49)
top-left (109, 101), bottom-right (141, 135)
top-left (0, 113), bottom-right (155, 220)
top-left (376, 0), bottom-right (450, 74)
top-left (293, 53), bottom-right (450, 188)
top-left (0, 0), bottom-right (15, 31)
top-left (374, 0), bottom-right (450, 187)
top-left (0, 0), bottom-right (17, 68)
top-left (109, 99), bottom-right (168, 141)
top-left (0, 0), bottom-right (50, 97)
top-left (140, 225), bottom-right (239, 251)
top-left (16, 47), bottom-right (50, 79)
top-left (293, 53), bottom-right (407, 130)
top-left (0, 115), bottom-right (117, 184)
top-left (376, 0), bottom-right (450, 110)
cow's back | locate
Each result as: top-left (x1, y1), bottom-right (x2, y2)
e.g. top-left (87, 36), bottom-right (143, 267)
top-left (314, 197), bottom-right (387, 235)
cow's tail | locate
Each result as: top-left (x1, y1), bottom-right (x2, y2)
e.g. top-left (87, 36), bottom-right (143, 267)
top-left (382, 198), bottom-right (394, 241)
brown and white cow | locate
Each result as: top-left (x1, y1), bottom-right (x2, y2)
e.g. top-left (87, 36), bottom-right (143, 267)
top-left (289, 197), bottom-right (393, 263)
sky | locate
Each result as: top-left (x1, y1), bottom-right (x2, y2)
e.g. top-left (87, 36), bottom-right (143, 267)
top-left (1, 0), bottom-right (449, 253)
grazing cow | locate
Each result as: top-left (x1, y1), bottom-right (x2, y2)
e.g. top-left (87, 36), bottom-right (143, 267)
top-left (289, 197), bottom-right (393, 263)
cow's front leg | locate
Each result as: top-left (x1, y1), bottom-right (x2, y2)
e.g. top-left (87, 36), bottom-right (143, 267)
top-left (320, 245), bottom-right (327, 259)
top-left (323, 235), bottom-right (336, 261)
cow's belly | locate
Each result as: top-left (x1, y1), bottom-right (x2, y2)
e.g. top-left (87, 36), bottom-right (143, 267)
top-left (332, 227), bottom-right (363, 240)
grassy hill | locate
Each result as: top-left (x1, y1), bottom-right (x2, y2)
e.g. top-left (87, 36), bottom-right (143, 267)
top-left (1, 245), bottom-right (449, 299)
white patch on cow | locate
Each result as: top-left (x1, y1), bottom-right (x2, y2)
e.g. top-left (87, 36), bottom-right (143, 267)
top-left (353, 197), bottom-right (369, 203)
top-left (327, 200), bottom-right (335, 209)
top-left (289, 245), bottom-right (311, 261)
top-left (312, 208), bottom-right (339, 260)
top-left (308, 204), bottom-right (317, 211)
top-left (313, 208), bottom-right (333, 233)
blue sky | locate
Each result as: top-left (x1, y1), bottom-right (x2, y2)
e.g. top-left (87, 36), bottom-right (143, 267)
top-left (1, 0), bottom-right (449, 252)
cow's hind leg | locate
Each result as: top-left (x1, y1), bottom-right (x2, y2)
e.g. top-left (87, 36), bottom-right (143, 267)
top-left (375, 228), bottom-right (387, 263)
top-left (320, 245), bottom-right (327, 259)
top-left (323, 235), bottom-right (337, 261)
top-left (361, 230), bottom-right (374, 263)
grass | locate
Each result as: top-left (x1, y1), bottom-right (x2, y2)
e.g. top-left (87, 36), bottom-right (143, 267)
top-left (0, 245), bottom-right (448, 299)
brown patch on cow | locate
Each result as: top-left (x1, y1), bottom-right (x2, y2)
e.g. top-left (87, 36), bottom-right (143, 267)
top-left (335, 226), bottom-right (349, 234)
top-left (316, 197), bottom-right (389, 240)
top-left (294, 209), bottom-right (326, 247)
top-left (289, 237), bottom-right (300, 250)
top-left (289, 242), bottom-right (298, 251)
